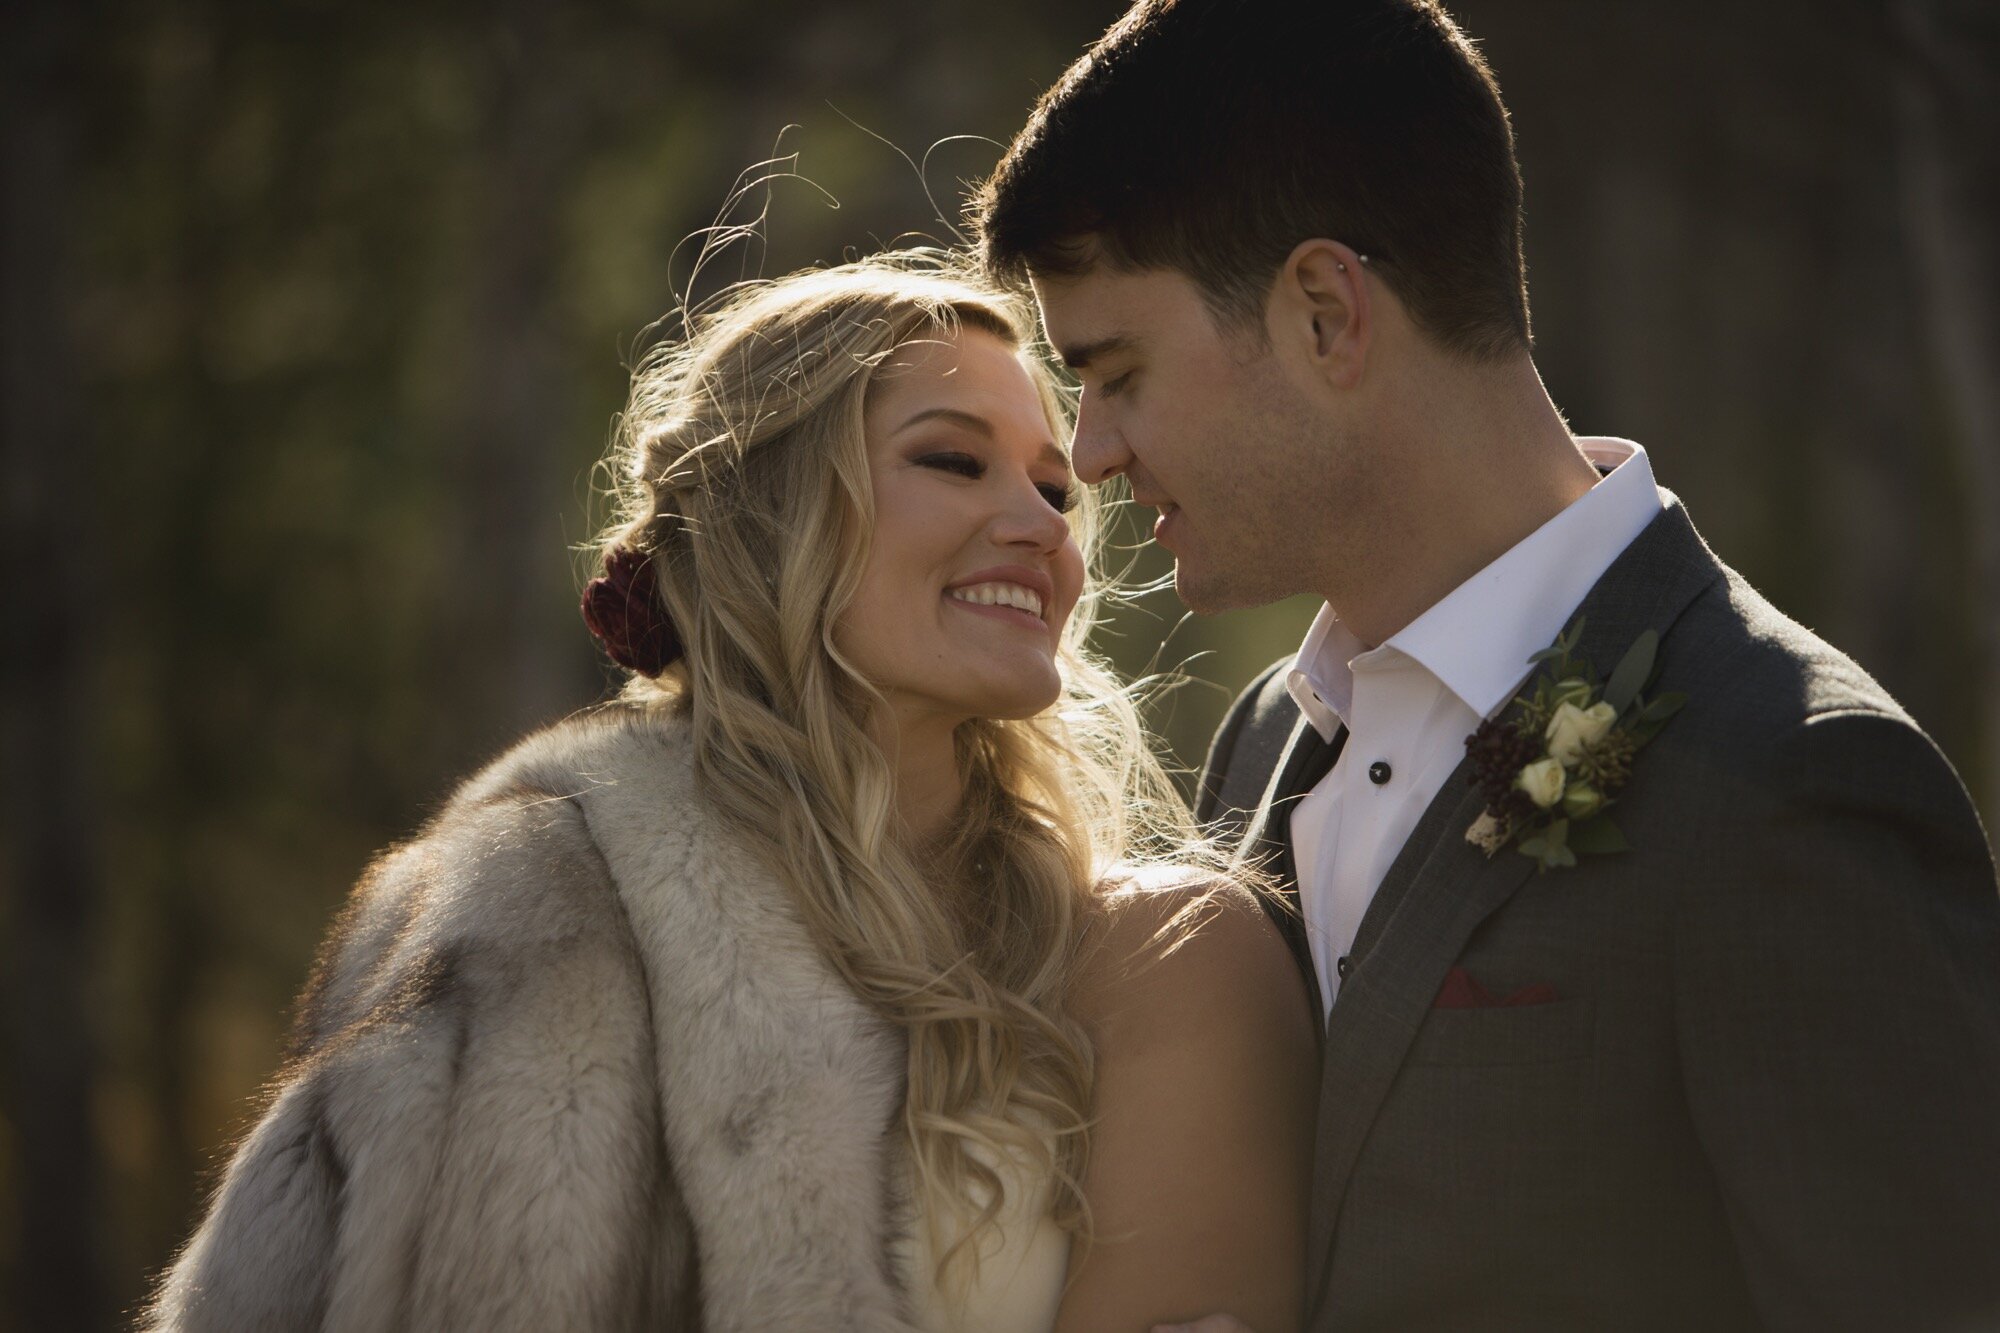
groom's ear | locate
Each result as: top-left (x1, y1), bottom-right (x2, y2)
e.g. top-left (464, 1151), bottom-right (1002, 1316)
top-left (1272, 239), bottom-right (1371, 391)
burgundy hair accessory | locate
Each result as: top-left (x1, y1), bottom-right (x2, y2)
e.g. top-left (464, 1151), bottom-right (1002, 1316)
top-left (581, 546), bottom-right (683, 676)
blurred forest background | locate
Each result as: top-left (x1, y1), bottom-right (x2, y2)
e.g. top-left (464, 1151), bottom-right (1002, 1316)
top-left (4, 0), bottom-right (1995, 1325)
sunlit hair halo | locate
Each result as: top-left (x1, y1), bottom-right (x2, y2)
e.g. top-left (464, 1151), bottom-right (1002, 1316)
top-left (587, 248), bottom-right (1227, 1283)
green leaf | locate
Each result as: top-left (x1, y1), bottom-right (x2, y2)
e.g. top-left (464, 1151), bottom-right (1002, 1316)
top-left (1603, 629), bottom-right (1659, 716)
top-left (1640, 692), bottom-right (1687, 722)
top-left (1522, 822), bottom-right (1573, 870)
top-left (1552, 677), bottom-right (1593, 708)
top-left (1527, 646), bottom-right (1565, 666)
top-left (1568, 816), bottom-right (1632, 855)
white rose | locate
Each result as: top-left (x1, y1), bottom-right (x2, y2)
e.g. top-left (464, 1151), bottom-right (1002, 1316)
top-left (1515, 757), bottom-right (1567, 809)
top-left (1545, 700), bottom-right (1618, 766)
top-left (1562, 780), bottom-right (1604, 819)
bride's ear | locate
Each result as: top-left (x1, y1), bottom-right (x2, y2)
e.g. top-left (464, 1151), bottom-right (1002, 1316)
top-left (1271, 238), bottom-right (1371, 390)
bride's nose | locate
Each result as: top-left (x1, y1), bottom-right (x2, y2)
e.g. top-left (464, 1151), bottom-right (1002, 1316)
top-left (992, 482), bottom-right (1071, 554)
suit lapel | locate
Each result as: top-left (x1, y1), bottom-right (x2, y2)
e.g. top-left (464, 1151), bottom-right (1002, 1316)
top-left (1303, 494), bottom-right (1726, 1314)
top-left (1236, 716), bottom-right (1344, 1022)
top-left (1302, 773), bottom-right (1538, 1281)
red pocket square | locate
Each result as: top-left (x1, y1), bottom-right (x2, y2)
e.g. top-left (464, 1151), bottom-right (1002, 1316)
top-left (1434, 965), bottom-right (1560, 1009)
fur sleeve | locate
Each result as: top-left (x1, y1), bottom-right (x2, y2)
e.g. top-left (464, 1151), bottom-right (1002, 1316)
top-left (144, 782), bottom-right (690, 1331)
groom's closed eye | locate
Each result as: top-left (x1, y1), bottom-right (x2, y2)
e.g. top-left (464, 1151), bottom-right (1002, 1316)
top-left (1056, 332), bottom-right (1137, 373)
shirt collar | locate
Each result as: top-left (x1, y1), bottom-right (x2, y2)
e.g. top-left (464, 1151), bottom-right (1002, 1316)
top-left (1286, 438), bottom-right (1663, 739)
top-left (1287, 606), bottom-right (1364, 739)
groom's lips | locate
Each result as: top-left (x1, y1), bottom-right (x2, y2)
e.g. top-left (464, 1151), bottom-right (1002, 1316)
top-left (1148, 500), bottom-right (1181, 546)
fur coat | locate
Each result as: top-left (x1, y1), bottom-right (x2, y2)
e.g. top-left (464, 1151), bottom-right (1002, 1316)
top-left (147, 707), bottom-right (926, 1332)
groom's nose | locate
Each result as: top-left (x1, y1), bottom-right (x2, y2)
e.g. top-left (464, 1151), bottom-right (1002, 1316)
top-left (1069, 400), bottom-right (1131, 486)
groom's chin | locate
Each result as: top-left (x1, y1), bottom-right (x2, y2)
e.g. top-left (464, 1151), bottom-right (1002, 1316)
top-left (1171, 563), bottom-right (1239, 616)
top-left (1171, 559), bottom-right (1299, 616)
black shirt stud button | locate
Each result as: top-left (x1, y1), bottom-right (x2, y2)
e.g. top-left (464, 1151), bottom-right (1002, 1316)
top-left (1368, 760), bottom-right (1392, 785)
top-left (1336, 955), bottom-right (1352, 979)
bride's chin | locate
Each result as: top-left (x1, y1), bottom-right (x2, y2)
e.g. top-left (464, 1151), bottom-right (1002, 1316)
top-left (965, 679), bottom-right (1064, 724)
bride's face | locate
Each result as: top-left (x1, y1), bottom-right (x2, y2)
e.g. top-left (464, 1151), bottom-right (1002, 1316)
top-left (840, 325), bottom-right (1085, 733)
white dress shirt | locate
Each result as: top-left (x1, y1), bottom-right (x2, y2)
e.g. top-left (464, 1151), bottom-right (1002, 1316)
top-left (1288, 438), bottom-right (1664, 1018)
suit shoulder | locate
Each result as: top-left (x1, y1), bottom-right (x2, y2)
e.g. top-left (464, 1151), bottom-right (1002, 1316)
top-left (1626, 564), bottom-right (1985, 862)
top-left (1651, 563), bottom-right (1917, 769)
top-left (1204, 655), bottom-right (1297, 764)
top-left (1235, 655), bottom-right (1301, 724)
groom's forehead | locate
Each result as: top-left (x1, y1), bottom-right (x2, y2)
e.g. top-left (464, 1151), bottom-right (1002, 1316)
top-left (1032, 266), bottom-right (1201, 364)
top-left (1027, 271), bottom-right (1117, 357)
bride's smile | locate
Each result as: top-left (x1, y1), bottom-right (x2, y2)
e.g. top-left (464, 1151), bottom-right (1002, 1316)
top-left (945, 566), bottom-right (1054, 625)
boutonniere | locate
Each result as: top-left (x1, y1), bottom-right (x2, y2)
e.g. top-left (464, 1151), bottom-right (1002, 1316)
top-left (1463, 618), bottom-right (1686, 872)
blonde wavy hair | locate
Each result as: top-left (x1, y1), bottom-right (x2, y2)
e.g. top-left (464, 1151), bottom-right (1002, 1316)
top-left (592, 250), bottom-right (1224, 1279)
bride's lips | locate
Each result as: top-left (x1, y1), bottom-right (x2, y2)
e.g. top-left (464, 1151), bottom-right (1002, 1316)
top-left (943, 564), bottom-right (1056, 633)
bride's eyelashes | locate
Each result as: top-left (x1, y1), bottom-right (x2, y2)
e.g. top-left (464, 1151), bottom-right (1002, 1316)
top-left (1097, 370), bottom-right (1135, 398)
top-left (915, 450), bottom-right (1076, 514)
top-left (916, 449), bottom-right (983, 480)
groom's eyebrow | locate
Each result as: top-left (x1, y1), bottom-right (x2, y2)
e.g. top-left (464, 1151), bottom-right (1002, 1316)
top-left (1054, 334), bottom-right (1135, 371)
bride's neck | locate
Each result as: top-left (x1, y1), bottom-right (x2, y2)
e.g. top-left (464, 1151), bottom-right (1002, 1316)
top-left (875, 711), bottom-right (965, 845)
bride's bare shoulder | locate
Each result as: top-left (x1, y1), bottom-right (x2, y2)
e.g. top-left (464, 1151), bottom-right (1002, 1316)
top-left (1078, 867), bottom-right (1311, 1039)
top-left (1060, 864), bottom-right (1317, 1333)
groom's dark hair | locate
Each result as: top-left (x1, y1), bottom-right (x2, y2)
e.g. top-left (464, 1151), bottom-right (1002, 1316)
top-left (972, 0), bottom-right (1531, 362)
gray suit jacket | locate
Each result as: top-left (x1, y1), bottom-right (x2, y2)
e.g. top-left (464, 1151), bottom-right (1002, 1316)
top-left (1198, 494), bottom-right (2000, 1332)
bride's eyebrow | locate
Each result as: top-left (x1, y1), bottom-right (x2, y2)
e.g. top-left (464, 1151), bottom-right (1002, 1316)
top-left (1055, 333), bottom-right (1136, 371)
top-left (895, 406), bottom-right (993, 436)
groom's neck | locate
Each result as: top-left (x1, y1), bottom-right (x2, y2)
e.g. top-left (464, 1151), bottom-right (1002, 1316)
top-left (1319, 351), bottom-right (1599, 649)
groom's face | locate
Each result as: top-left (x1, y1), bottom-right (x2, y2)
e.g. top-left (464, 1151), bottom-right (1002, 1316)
top-left (1032, 264), bottom-right (1327, 612)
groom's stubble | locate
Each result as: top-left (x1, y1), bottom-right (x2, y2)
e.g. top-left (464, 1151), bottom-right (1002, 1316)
top-left (1176, 352), bottom-right (1362, 617)
top-left (1138, 314), bottom-right (1388, 622)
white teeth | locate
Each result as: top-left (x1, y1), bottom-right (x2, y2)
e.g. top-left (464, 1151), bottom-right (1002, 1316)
top-left (948, 582), bottom-right (1045, 620)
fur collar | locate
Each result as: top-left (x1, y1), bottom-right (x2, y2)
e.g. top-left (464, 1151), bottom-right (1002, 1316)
top-left (149, 707), bottom-right (924, 1331)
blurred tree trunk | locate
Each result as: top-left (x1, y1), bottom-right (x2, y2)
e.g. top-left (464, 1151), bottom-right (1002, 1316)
top-left (1, 3), bottom-right (108, 1329)
top-left (128, 22), bottom-right (228, 1304)
top-left (1896, 0), bottom-right (2000, 833)
top-left (431, 4), bottom-right (590, 743)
